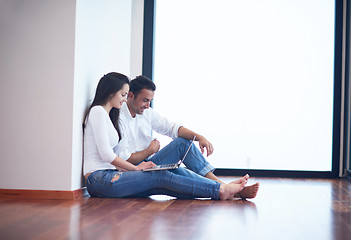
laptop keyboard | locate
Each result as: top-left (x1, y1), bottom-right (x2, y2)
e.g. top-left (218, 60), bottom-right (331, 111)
top-left (159, 163), bottom-right (176, 168)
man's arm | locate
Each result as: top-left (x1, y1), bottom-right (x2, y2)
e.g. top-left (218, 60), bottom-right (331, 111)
top-left (126, 139), bottom-right (160, 165)
top-left (178, 126), bottom-right (214, 157)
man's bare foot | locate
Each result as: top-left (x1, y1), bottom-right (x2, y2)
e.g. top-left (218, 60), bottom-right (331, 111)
top-left (219, 182), bottom-right (247, 200)
top-left (234, 182), bottom-right (260, 199)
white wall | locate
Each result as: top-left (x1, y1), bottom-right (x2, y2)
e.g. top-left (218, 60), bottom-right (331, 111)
top-left (72, 0), bottom-right (139, 190)
top-left (0, 0), bottom-right (76, 190)
top-left (0, 0), bottom-right (144, 191)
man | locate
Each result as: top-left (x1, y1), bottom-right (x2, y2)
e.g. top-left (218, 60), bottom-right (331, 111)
top-left (116, 75), bottom-right (258, 199)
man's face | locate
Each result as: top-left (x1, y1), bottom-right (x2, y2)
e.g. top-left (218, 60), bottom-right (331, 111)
top-left (127, 88), bottom-right (155, 117)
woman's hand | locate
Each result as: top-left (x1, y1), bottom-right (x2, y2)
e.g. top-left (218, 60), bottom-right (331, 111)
top-left (136, 161), bottom-right (157, 171)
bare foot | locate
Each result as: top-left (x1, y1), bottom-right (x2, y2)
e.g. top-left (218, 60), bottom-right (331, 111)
top-left (219, 182), bottom-right (247, 200)
top-left (230, 174), bottom-right (250, 184)
top-left (234, 182), bottom-right (260, 199)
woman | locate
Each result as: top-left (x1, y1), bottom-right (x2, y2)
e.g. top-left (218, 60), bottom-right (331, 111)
top-left (83, 72), bottom-right (247, 199)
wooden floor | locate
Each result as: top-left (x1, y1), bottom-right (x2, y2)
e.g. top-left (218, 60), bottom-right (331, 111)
top-left (0, 177), bottom-right (350, 240)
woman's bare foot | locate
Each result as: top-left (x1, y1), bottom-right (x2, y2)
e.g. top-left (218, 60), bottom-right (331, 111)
top-left (219, 181), bottom-right (247, 200)
top-left (234, 182), bottom-right (260, 199)
top-left (230, 174), bottom-right (250, 184)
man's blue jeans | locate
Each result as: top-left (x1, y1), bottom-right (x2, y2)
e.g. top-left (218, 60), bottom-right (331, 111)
top-left (147, 137), bottom-right (215, 178)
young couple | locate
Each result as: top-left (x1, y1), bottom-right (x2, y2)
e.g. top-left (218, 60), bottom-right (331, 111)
top-left (83, 72), bottom-right (259, 200)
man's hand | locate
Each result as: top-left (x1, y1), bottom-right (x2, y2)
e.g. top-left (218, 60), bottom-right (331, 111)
top-left (198, 136), bottom-right (214, 157)
top-left (149, 139), bottom-right (160, 154)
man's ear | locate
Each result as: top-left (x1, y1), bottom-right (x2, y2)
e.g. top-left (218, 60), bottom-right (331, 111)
top-left (128, 92), bottom-right (134, 99)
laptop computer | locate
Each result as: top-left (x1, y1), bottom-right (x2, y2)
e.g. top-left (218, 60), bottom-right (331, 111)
top-left (142, 136), bottom-right (196, 171)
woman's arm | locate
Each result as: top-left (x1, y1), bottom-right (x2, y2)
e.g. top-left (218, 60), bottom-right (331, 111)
top-left (89, 107), bottom-right (156, 170)
top-left (111, 155), bottom-right (156, 171)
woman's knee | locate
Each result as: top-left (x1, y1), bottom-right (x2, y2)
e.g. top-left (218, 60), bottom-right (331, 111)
top-left (150, 170), bottom-right (174, 180)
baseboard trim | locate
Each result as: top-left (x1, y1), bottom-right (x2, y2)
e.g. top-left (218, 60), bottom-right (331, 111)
top-left (0, 187), bottom-right (88, 200)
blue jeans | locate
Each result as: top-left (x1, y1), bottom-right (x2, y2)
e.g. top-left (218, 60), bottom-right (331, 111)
top-left (86, 169), bottom-right (220, 199)
top-left (147, 137), bottom-right (215, 177)
top-left (86, 138), bottom-right (220, 199)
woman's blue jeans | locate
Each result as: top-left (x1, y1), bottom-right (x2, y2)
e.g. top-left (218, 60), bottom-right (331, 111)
top-left (86, 138), bottom-right (220, 199)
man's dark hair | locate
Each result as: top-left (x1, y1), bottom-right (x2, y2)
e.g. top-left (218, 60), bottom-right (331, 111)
top-left (130, 75), bottom-right (156, 97)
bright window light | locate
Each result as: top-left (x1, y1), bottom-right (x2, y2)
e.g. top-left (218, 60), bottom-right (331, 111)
top-left (153, 0), bottom-right (335, 171)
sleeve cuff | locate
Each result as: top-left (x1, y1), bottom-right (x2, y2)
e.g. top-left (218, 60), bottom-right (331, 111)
top-left (173, 124), bottom-right (183, 139)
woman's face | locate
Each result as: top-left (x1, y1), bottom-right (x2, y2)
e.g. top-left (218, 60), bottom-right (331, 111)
top-left (110, 84), bottom-right (129, 109)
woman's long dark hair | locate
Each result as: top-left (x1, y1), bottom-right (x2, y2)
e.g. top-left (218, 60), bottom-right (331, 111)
top-left (83, 72), bottom-right (130, 141)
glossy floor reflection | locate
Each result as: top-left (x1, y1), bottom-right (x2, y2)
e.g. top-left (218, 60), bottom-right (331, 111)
top-left (0, 177), bottom-right (350, 240)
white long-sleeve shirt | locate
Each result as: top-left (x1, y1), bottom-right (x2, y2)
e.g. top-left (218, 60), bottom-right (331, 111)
top-left (83, 106), bottom-right (118, 175)
top-left (115, 103), bottom-right (182, 159)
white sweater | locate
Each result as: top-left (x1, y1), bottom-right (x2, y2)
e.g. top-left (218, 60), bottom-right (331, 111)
top-left (83, 106), bottom-right (118, 175)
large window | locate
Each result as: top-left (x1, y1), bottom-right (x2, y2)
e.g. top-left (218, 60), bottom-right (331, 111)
top-left (146, 0), bottom-right (342, 175)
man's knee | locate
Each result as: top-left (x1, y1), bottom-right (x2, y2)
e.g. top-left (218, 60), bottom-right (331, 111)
top-left (173, 137), bottom-right (191, 145)
top-left (172, 137), bottom-right (192, 150)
